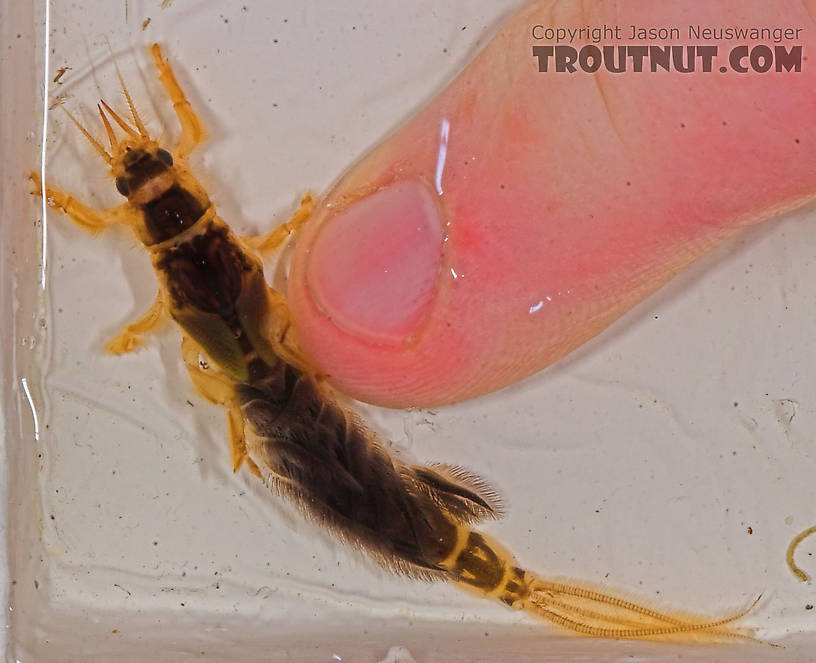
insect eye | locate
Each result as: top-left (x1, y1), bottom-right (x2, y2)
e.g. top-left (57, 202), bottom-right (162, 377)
top-left (115, 176), bottom-right (130, 197)
top-left (156, 148), bottom-right (174, 166)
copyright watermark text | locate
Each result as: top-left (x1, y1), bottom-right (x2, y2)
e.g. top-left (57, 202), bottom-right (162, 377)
top-left (530, 24), bottom-right (804, 73)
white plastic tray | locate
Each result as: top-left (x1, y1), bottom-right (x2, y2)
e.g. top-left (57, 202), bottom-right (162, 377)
top-left (2, 1), bottom-right (815, 660)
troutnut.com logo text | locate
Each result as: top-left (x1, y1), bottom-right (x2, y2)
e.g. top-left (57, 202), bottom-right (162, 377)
top-left (531, 24), bottom-right (804, 73)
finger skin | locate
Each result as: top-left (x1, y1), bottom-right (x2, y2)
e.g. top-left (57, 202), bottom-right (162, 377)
top-left (288, 0), bottom-right (816, 408)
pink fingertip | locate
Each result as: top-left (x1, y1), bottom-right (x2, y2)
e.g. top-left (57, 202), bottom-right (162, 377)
top-left (305, 179), bottom-right (443, 343)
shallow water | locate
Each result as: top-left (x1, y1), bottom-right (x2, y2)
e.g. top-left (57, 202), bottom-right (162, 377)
top-left (5, 1), bottom-right (816, 660)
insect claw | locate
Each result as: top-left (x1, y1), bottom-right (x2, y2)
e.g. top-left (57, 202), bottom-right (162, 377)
top-left (28, 171), bottom-right (43, 196)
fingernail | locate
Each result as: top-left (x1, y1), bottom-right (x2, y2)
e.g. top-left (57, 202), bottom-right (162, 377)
top-left (305, 179), bottom-right (443, 342)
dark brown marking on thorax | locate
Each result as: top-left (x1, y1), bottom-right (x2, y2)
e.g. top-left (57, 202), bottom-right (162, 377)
top-left (156, 225), bottom-right (252, 321)
top-left (143, 184), bottom-right (207, 243)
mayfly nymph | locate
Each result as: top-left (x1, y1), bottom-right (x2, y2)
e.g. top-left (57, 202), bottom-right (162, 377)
top-left (31, 43), bottom-right (758, 641)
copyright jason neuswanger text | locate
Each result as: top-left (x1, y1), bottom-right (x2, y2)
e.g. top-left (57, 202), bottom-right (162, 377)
top-left (530, 24), bottom-right (804, 73)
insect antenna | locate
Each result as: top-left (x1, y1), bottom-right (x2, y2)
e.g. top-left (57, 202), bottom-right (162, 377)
top-left (59, 106), bottom-right (112, 164)
top-left (115, 65), bottom-right (149, 138)
top-left (104, 37), bottom-right (150, 139)
top-left (97, 103), bottom-right (118, 149)
top-left (99, 99), bottom-right (140, 139)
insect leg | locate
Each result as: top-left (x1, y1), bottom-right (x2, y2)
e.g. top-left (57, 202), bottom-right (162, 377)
top-left (259, 285), bottom-right (320, 377)
top-left (29, 171), bottom-right (127, 232)
top-left (105, 289), bottom-right (166, 354)
top-left (227, 406), bottom-right (262, 478)
top-left (149, 44), bottom-right (205, 159)
top-left (180, 334), bottom-right (261, 478)
top-left (243, 194), bottom-right (314, 254)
